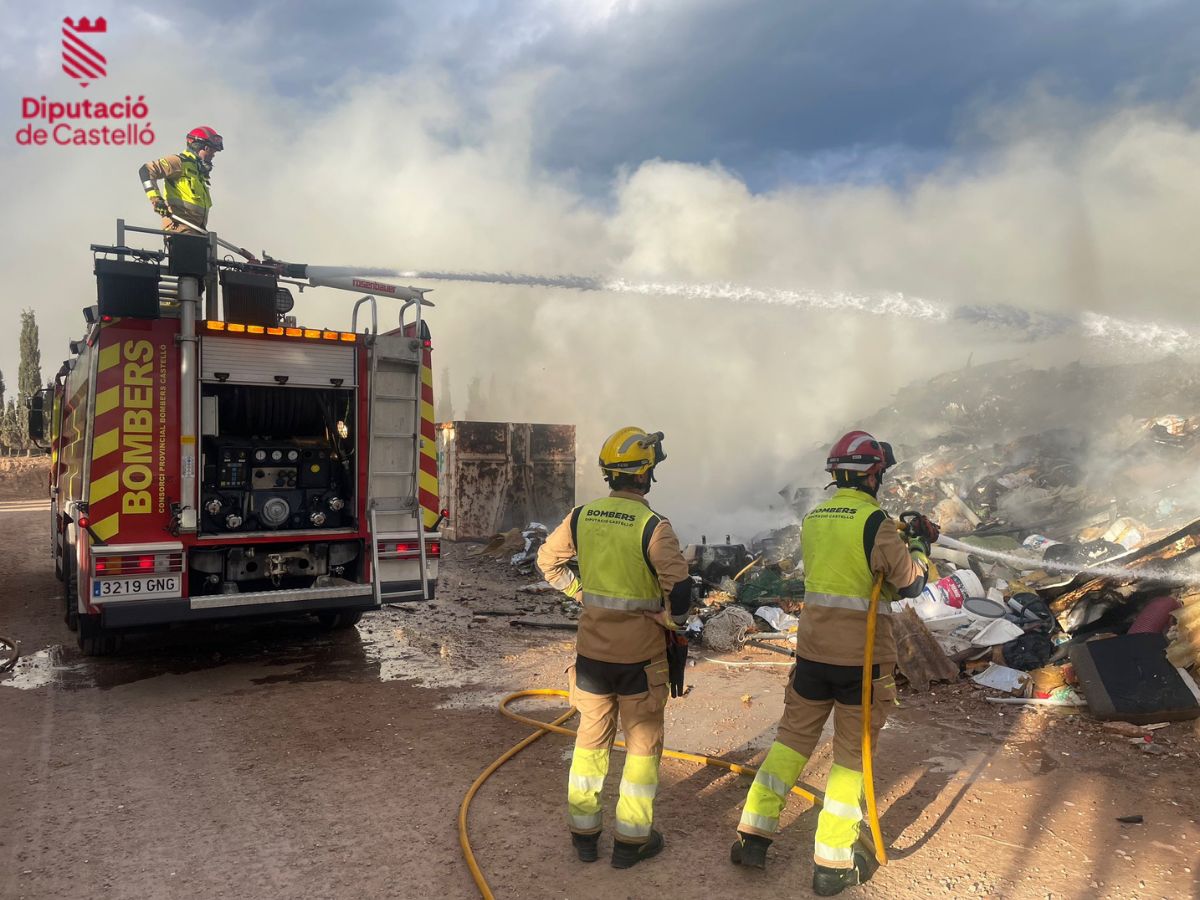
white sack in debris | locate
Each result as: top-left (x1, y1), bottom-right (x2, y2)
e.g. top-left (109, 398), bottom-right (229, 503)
top-left (755, 606), bottom-right (799, 632)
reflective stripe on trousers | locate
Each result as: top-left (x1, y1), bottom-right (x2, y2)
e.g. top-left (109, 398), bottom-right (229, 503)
top-left (567, 746), bottom-right (609, 834)
top-left (738, 741), bottom-right (808, 836)
top-left (614, 753), bottom-right (659, 841)
top-left (813, 763), bottom-right (865, 869)
top-left (803, 591), bottom-right (892, 614)
top-left (581, 591), bottom-right (662, 612)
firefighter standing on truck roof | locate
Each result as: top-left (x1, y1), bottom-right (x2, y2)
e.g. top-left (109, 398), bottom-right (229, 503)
top-left (138, 125), bottom-right (223, 234)
top-left (730, 430), bottom-right (939, 896)
top-left (537, 426), bottom-right (692, 869)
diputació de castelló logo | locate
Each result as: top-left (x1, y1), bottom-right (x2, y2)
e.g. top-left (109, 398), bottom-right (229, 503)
top-left (15, 15), bottom-right (155, 147)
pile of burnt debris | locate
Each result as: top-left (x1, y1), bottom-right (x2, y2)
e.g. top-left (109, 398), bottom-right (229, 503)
top-left (709, 357), bottom-right (1200, 726)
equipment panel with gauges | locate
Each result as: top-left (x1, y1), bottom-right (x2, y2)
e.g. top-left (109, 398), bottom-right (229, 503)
top-left (201, 437), bottom-right (350, 533)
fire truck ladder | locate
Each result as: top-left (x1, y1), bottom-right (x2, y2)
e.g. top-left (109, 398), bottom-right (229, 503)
top-left (357, 297), bottom-right (431, 604)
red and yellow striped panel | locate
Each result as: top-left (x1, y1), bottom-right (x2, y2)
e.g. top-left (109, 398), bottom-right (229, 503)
top-left (87, 334), bottom-right (124, 541)
top-left (86, 319), bottom-right (179, 544)
top-left (418, 346), bottom-right (439, 529)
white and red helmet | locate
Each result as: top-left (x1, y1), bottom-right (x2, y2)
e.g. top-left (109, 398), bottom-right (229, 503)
top-left (186, 125), bottom-right (223, 151)
top-left (825, 430), bottom-right (896, 476)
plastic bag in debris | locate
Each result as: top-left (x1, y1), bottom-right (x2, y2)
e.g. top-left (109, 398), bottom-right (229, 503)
top-left (1005, 591), bottom-right (1052, 625)
top-left (1001, 632), bottom-right (1055, 671)
top-left (1042, 539), bottom-right (1124, 570)
top-left (754, 605), bottom-right (799, 632)
top-left (510, 523), bottom-right (550, 574)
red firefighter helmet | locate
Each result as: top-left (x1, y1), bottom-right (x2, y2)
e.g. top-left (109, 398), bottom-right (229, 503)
top-left (186, 126), bottom-right (223, 151)
top-left (825, 430), bottom-right (896, 476)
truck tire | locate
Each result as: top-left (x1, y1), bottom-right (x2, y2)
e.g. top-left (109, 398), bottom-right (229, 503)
top-left (63, 549), bottom-right (79, 632)
top-left (77, 615), bottom-right (122, 657)
top-left (316, 610), bottom-right (363, 630)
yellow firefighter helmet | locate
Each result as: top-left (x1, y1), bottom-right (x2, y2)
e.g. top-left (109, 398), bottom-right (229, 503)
top-left (598, 426), bottom-right (666, 477)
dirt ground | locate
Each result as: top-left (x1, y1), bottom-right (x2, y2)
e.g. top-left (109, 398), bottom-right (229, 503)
top-left (3, 481), bottom-right (1200, 898)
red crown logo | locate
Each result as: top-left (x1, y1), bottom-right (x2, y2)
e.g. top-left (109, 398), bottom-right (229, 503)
top-left (62, 16), bottom-right (108, 88)
top-left (63, 16), bottom-right (107, 33)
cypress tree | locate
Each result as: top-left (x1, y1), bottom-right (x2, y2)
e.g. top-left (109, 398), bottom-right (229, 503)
top-left (17, 310), bottom-right (41, 450)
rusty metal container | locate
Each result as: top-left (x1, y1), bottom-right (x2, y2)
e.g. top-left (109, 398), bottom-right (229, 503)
top-left (438, 421), bottom-right (576, 541)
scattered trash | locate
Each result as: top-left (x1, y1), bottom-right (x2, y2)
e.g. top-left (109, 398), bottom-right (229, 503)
top-left (893, 607), bottom-right (961, 690)
top-left (0, 635), bottom-right (18, 673)
top-left (1115, 815), bottom-right (1144, 824)
top-left (985, 694), bottom-right (1086, 707)
top-left (1002, 633), bottom-right (1056, 671)
top-left (971, 619), bottom-right (1025, 647)
top-left (921, 570), bottom-right (984, 612)
top-left (972, 663), bottom-right (1030, 694)
top-left (754, 606), bottom-right (799, 632)
top-left (510, 523), bottom-right (549, 575)
top-left (701, 606), bottom-right (756, 652)
top-left (509, 619), bottom-right (578, 631)
top-left (1069, 633), bottom-right (1200, 723)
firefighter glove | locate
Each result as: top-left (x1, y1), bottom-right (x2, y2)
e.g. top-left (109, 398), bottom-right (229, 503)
top-left (906, 513), bottom-right (940, 547)
top-left (666, 632), bottom-right (688, 698)
top-left (150, 196), bottom-right (170, 216)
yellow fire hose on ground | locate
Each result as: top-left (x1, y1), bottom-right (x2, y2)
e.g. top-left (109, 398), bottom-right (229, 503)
top-left (459, 568), bottom-right (891, 898)
top-left (861, 571), bottom-right (889, 867)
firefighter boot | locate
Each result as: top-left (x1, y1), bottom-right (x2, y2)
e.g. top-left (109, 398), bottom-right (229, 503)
top-left (812, 849), bottom-right (877, 897)
top-left (571, 832), bottom-right (600, 863)
top-left (729, 832), bottom-right (771, 869)
top-left (611, 829), bottom-right (664, 869)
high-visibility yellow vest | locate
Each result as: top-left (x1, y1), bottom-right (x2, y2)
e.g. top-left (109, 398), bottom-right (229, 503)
top-left (802, 488), bottom-right (897, 613)
top-left (163, 151), bottom-right (212, 217)
top-left (574, 497), bottom-right (662, 613)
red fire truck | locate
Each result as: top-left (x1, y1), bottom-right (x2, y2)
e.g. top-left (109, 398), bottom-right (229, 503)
top-left (30, 221), bottom-right (442, 655)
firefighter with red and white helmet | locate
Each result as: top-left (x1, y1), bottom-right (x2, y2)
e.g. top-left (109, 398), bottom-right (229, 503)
top-left (138, 126), bottom-right (224, 234)
top-left (731, 430), bottom-right (938, 895)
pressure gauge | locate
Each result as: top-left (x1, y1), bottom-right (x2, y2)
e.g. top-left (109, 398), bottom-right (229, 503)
top-left (254, 449), bottom-right (267, 462)
top-left (287, 450), bottom-right (299, 461)
top-left (271, 449), bottom-right (283, 461)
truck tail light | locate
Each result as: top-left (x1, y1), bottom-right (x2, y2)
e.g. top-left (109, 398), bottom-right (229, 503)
top-left (92, 552), bottom-right (184, 576)
top-left (379, 540), bottom-right (440, 560)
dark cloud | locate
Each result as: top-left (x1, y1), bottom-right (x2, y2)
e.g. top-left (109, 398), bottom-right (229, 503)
top-left (525, 0), bottom-right (1200, 187)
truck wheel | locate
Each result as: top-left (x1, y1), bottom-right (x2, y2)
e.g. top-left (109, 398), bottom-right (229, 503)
top-left (77, 617), bottom-right (122, 657)
top-left (63, 551), bottom-right (79, 632)
top-left (316, 610), bottom-right (363, 630)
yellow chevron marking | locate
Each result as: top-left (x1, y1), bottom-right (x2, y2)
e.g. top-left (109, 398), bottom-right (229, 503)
top-left (95, 386), bottom-right (120, 417)
top-left (421, 367), bottom-right (433, 385)
top-left (91, 513), bottom-right (120, 542)
top-left (93, 427), bottom-right (120, 459)
top-left (89, 471), bottom-right (120, 503)
top-left (98, 343), bottom-right (120, 373)
top-left (419, 469), bottom-right (439, 495)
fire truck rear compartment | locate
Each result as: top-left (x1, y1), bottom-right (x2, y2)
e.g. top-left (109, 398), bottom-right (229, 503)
top-left (199, 384), bottom-right (355, 536)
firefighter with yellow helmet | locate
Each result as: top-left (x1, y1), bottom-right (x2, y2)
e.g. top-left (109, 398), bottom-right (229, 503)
top-left (537, 426), bottom-right (692, 868)
top-left (731, 430), bottom-right (938, 895)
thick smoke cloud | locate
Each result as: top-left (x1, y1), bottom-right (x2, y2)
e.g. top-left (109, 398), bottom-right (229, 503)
top-left (2, 14), bottom-right (1199, 540)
